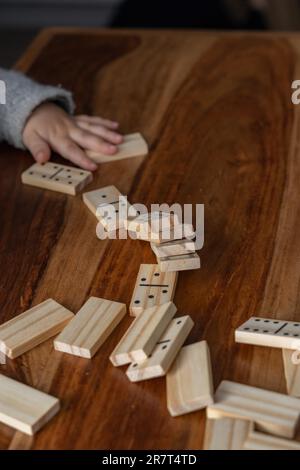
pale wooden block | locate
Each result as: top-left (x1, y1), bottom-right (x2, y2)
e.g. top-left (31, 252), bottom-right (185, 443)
top-left (125, 211), bottom-right (177, 234)
top-left (149, 224), bottom-right (196, 245)
top-left (243, 427), bottom-right (300, 450)
top-left (158, 253), bottom-right (200, 273)
top-left (86, 133), bottom-right (148, 163)
top-left (151, 239), bottom-right (196, 258)
top-left (22, 162), bottom-right (92, 195)
top-left (126, 315), bottom-right (194, 382)
top-left (0, 374), bottom-right (60, 435)
top-left (203, 418), bottom-right (251, 450)
top-left (0, 299), bottom-right (74, 359)
top-left (129, 264), bottom-right (178, 317)
top-left (235, 317), bottom-right (300, 351)
top-left (83, 185), bottom-right (122, 217)
top-left (125, 210), bottom-right (194, 243)
top-left (110, 301), bottom-right (177, 366)
top-left (207, 380), bottom-right (300, 439)
top-left (96, 196), bottom-right (138, 232)
top-left (283, 349), bottom-right (300, 397)
top-left (54, 297), bottom-right (126, 359)
top-left (166, 341), bottom-right (214, 417)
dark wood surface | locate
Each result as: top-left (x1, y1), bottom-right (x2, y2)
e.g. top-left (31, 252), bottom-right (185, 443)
top-left (1, 28), bottom-right (300, 449)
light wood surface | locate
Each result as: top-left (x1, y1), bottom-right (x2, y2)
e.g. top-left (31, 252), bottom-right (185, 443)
top-left (166, 341), bottom-right (214, 417)
top-left (21, 162), bottom-right (93, 195)
top-left (54, 297), bottom-right (126, 358)
top-left (203, 418), bottom-right (251, 450)
top-left (129, 264), bottom-right (178, 316)
top-left (126, 315), bottom-right (194, 382)
top-left (158, 253), bottom-right (201, 273)
top-left (207, 381), bottom-right (300, 439)
top-left (243, 427), bottom-right (300, 450)
top-left (0, 299), bottom-right (74, 359)
top-left (283, 349), bottom-right (300, 397)
top-left (110, 301), bottom-right (177, 366)
top-left (0, 374), bottom-right (59, 436)
top-left (87, 132), bottom-right (148, 163)
top-left (2, 27), bottom-right (300, 449)
top-left (151, 239), bottom-right (196, 258)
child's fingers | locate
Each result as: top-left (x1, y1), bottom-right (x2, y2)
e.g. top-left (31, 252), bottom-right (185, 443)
top-left (75, 120), bottom-right (123, 144)
top-left (24, 131), bottom-right (51, 164)
top-left (55, 138), bottom-right (97, 171)
top-left (70, 127), bottom-right (118, 155)
top-left (75, 115), bottom-right (119, 130)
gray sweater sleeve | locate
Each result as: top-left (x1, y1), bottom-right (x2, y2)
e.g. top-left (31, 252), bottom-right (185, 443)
top-left (0, 68), bottom-right (75, 149)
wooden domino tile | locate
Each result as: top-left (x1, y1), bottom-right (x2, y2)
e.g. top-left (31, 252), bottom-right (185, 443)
top-left (158, 253), bottom-right (200, 273)
top-left (147, 224), bottom-right (196, 245)
top-left (83, 185), bottom-right (122, 217)
top-left (166, 341), bottom-right (214, 417)
top-left (0, 374), bottom-right (60, 435)
top-left (54, 297), bottom-right (126, 359)
top-left (0, 299), bottom-right (74, 359)
top-left (243, 427), bottom-right (300, 450)
top-left (96, 196), bottom-right (138, 232)
top-left (110, 301), bottom-right (177, 366)
top-left (126, 315), bottom-right (194, 382)
top-left (83, 185), bottom-right (137, 231)
top-left (203, 418), bottom-right (251, 450)
top-left (86, 132), bottom-right (148, 163)
top-left (129, 264), bottom-right (178, 317)
top-left (235, 316), bottom-right (300, 351)
top-left (283, 349), bottom-right (300, 397)
top-left (21, 162), bottom-right (93, 195)
top-left (125, 211), bottom-right (177, 235)
top-left (151, 238), bottom-right (196, 258)
top-left (207, 380), bottom-right (300, 439)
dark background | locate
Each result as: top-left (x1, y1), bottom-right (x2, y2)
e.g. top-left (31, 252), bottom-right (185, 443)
top-left (1, 0), bottom-right (300, 67)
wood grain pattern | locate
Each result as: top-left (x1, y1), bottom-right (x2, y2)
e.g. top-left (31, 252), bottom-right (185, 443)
top-left (54, 297), bottom-right (126, 358)
top-left (207, 381), bottom-right (300, 439)
top-left (283, 349), bottom-right (300, 397)
top-left (1, 27), bottom-right (300, 449)
top-left (126, 315), bottom-right (194, 382)
top-left (166, 341), bottom-right (214, 417)
top-left (151, 239), bottom-right (196, 258)
top-left (243, 426), bottom-right (300, 450)
top-left (0, 299), bottom-right (74, 359)
top-left (0, 374), bottom-right (60, 436)
top-left (110, 301), bottom-right (177, 365)
top-left (87, 132), bottom-right (148, 163)
top-left (203, 418), bottom-right (251, 450)
top-left (158, 252), bottom-right (201, 273)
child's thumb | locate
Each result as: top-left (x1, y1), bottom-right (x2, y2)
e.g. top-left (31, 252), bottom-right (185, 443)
top-left (25, 133), bottom-right (51, 164)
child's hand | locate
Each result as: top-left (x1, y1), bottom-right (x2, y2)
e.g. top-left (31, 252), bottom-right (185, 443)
top-left (22, 102), bottom-right (123, 171)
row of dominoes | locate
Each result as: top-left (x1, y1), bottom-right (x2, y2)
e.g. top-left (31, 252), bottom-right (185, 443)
top-left (204, 380), bottom-right (300, 449)
top-left (126, 211), bottom-right (201, 273)
top-left (235, 316), bottom-right (300, 398)
top-left (82, 183), bottom-right (201, 273)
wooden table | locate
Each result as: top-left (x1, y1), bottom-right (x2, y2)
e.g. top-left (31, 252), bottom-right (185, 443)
top-left (1, 27), bottom-right (300, 450)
